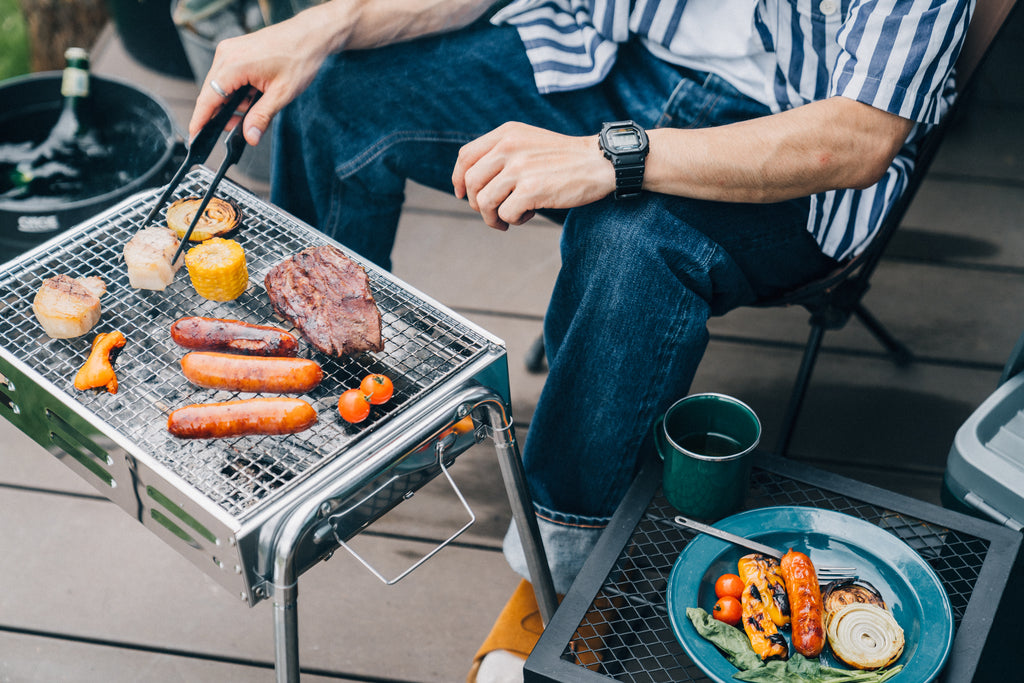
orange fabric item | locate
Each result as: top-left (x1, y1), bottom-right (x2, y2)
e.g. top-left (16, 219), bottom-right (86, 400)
top-left (468, 579), bottom-right (544, 682)
top-left (468, 580), bottom-right (609, 682)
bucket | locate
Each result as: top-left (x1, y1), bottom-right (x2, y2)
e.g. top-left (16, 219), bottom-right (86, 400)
top-left (0, 72), bottom-right (180, 262)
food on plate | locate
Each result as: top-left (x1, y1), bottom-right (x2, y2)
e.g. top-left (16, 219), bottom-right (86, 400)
top-left (686, 607), bottom-right (765, 672)
top-left (780, 549), bottom-right (825, 658)
top-left (822, 579), bottom-right (887, 616)
top-left (737, 554), bottom-right (788, 661)
top-left (167, 396), bottom-right (317, 439)
top-left (359, 373), bottom-right (393, 404)
top-left (825, 603), bottom-right (905, 670)
top-left (170, 316), bottom-right (299, 356)
top-left (713, 595), bottom-right (742, 626)
top-left (180, 351), bottom-right (323, 394)
top-left (338, 388), bottom-right (371, 423)
top-left (32, 274), bottom-right (106, 338)
top-left (166, 196), bottom-right (241, 241)
top-left (689, 606), bottom-right (905, 682)
top-left (122, 226), bottom-right (184, 290)
top-left (185, 237), bottom-right (248, 301)
top-left (737, 553), bottom-right (790, 628)
top-left (264, 245), bottom-right (383, 356)
top-left (73, 330), bottom-right (126, 393)
top-left (714, 573), bottom-right (744, 600)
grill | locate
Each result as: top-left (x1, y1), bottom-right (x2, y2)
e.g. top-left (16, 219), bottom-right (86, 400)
top-left (0, 168), bottom-right (553, 681)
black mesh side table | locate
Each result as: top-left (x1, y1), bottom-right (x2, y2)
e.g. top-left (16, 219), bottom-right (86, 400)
top-left (525, 453), bottom-right (1022, 683)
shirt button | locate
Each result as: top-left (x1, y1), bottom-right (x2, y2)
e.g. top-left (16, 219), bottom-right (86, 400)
top-left (819, 0), bottom-right (839, 15)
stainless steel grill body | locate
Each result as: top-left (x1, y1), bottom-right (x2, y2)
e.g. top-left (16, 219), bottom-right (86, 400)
top-left (0, 169), bottom-right (555, 650)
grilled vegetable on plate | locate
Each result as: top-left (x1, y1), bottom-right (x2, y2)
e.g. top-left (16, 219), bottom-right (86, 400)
top-left (665, 506), bottom-right (954, 683)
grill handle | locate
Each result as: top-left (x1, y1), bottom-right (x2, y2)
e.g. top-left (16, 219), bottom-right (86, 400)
top-left (326, 434), bottom-right (476, 585)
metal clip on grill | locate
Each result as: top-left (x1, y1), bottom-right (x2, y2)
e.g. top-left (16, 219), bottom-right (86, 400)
top-left (0, 167), bottom-right (555, 682)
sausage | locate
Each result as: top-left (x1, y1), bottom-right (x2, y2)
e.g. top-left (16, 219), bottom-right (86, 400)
top-left (737, 554), bottom-right (789, 661)
top-left (180, 351), bottom-right (323, 394)
top-left (170, 316), bottom-right (298, 356)
top-left (780, 549), bottom-right (825, 658)
top-left (167, 397), bottom-right (318, 439)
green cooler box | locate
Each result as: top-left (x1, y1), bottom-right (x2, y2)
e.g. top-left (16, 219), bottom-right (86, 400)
top-left (943, 330), bottom-right (1024, 531)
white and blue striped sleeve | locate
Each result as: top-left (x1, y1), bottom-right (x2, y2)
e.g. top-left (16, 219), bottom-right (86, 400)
top-left (832, 0), bottom-right (973, 123)
top-left (490, 0), bottom-right (631, 93)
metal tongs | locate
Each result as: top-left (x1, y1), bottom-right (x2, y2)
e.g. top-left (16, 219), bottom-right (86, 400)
top-left (141, 85), bottom-right (262, 265)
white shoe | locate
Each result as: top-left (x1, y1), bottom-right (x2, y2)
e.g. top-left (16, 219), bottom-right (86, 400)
top-left (474, 649), bottom-right (525, 683)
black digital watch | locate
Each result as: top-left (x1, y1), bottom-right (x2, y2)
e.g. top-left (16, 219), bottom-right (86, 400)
top-left (598, 120), bottom-right (649, 199)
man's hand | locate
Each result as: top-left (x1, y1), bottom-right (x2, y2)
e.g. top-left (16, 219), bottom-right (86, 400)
top-left (187, 0), bottom-right (497, 148)
top-left (188, 8), bottom-right (336, 147)
top-left (452, 122), bottom-right (615, 230)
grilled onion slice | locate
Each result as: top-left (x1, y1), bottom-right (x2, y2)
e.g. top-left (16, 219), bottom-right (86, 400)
top-left (825, 603), bottom-right (904, 670)
top-left (822, 579), bottom-right (887, 615)
top-left (166, 196), bottom-right (242, 241)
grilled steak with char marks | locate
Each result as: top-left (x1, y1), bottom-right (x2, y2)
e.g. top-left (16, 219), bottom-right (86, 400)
top-left (264, 246), bottom-right (383, 356)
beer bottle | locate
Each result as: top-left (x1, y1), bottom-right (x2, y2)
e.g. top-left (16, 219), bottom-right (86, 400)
top-left (3, 47), bottom-right (108, 199)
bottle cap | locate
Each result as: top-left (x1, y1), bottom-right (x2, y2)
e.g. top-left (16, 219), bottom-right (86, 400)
top-left (65, 47), bottom-right (89, 61)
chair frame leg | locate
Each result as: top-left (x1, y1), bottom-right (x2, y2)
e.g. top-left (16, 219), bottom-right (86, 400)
top-left (852, 303), bottom-right (913, 365)
top-left (775, 323), bottom-right (826, 456)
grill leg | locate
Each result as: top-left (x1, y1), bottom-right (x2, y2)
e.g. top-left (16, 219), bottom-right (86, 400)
top-left (274, 582), bottom-right (300, 683)
top-left (484, 402), bottom-right (558, 624)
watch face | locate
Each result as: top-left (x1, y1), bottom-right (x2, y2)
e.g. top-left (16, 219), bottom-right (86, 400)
top-left (609, 128), bottom-right (643, 151)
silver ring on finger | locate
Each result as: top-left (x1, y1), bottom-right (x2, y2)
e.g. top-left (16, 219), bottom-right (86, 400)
top-left (210, 80), bottom-right (229, 99)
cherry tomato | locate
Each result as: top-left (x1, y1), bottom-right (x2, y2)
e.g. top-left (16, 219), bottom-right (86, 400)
top-left (712, 596), bottom-right (742, 626)
top-left (359, 373), bottom-right (394, 405)
top-left (714, 573), bottom-right (744, 600)
top-left (338, 388), bottom-right (371, 423)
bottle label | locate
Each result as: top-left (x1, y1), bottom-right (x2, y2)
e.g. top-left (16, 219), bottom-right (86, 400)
top-left (61, 68), bottom-right (90, 98)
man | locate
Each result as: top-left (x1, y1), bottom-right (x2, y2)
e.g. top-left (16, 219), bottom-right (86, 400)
top-left (189, 0), bottom-right (972, 679)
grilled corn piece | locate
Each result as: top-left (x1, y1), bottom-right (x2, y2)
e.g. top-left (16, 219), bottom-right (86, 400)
top-left (738, 553), bottom-right (790, 628)
top-left (185, 237), bottom-right (248, 301)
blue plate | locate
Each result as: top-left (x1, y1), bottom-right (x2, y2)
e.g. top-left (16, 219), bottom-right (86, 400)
top-left (666, 506), bottom-right (954, 682)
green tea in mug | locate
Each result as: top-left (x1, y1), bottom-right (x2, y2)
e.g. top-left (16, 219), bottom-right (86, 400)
top-left (676, 431), bottom-right (744, 457)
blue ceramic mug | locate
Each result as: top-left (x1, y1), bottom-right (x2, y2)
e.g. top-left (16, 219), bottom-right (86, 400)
top-left (655, 393), bottom-right (761, 520)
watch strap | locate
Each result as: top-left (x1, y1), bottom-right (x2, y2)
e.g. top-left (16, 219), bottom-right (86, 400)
top-left (612, 161), bottom-right (645, 199)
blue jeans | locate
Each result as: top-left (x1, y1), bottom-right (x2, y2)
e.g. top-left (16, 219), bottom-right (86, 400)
top-left (272, 20), bottom-right (839, 593)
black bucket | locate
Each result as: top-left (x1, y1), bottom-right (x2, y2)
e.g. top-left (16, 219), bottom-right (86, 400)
top-left (0, 72), bottom-right (180, 263)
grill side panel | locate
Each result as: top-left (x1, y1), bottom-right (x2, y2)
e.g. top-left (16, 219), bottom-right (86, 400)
top-left (0, 351), bottom-right (249, 599)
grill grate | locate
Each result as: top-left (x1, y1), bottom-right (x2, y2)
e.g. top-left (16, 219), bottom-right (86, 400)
top-left (560, 469), bottom-right (989, 682)
top-left (0, 169), bottom-right (493, 520)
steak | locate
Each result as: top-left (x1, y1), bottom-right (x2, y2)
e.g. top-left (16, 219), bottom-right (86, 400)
top-left (264, 245), bottom-right (383, 356)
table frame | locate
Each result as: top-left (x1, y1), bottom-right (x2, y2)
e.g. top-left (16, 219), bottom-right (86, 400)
top-left (525, 452), bottom-right (1022, 682)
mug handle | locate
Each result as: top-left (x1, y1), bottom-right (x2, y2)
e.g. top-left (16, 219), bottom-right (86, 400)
top-left (653, 415), bottom-right (667, 461)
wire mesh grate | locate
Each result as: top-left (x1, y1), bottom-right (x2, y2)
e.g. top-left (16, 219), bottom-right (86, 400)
top-left (0, 169), bottom-right (493, 520)
top-left (558, 468), bottom-right (990, 682)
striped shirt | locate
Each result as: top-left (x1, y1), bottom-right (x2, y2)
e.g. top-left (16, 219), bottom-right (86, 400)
top-left (491, 0), bottom-right (974, 260)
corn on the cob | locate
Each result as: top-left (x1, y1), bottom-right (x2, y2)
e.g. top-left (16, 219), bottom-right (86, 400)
top-left (185, 237), bottom-right (248, 301)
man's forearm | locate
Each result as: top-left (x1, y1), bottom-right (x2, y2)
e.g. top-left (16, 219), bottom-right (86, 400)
top-left (312, 0), bottom-right (500, 54)
top-left (644, 97), bottom-right (915, 204)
